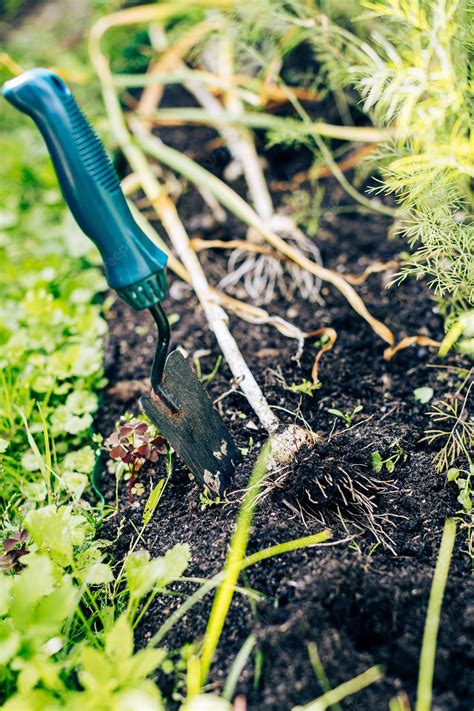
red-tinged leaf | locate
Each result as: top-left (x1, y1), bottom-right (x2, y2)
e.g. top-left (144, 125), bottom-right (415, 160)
top-left (151, 436), bottom-right (167, 453)
top-left (110, 445), bottom-right (127, 460)
top-left (133, 421), bottom-right (148, 435)
top-left (137, 443), bottom-right (151, 458)
top-left (11, 546), bottom-right (28, 561)
top-left (4, 538), bottom-right (17, 553)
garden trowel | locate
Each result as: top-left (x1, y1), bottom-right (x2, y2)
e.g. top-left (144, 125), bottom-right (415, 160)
top-left (3, 68), bottom-right (239, 496)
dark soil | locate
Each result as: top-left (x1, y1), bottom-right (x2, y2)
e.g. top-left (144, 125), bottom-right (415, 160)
top-left (96, 91), bottom-right (474, 710)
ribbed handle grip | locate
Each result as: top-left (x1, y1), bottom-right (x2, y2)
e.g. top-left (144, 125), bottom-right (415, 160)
top-left (64, 90), bottom-right (119, 193)
top-left (2, 68), bottom-right (168, 309)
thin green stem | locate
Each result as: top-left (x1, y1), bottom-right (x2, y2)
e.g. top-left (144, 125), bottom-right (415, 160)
top-left (313, 133), bottom-right (396, 217)
top-left (144, 106), bottom-right (394, 144)
top-left (307, 643), bottom-right (342, 711)
top-left (294, 665), bottom-right (383, 710)
top-left (438, 321), bottom-right (465, 357)
top-left (114, 69), bottom-right (259, 105)
top-left (416, 518), bottom-right (456, 711)
top-left (133, 129), bottom-right (395, 346)
top-left (149, 529), bottom-right (334, 648)
top-left (199, 444), bottom-right (270, 684)
top-left (243, 531), bottom-right (332, 568)
top-left (280, 80), bottom-right (396, 218)
top-left (223, 633), bottom-right (257, 701)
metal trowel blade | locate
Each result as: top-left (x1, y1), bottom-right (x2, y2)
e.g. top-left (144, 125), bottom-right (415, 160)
top-left (140, 350), bottom-right (239, 495)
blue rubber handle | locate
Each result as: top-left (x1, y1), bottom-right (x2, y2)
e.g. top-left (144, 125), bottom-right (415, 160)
top-left (2, 68), bottom-right (168, 310)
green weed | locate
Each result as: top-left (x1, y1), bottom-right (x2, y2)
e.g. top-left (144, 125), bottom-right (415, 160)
top-left (327, 404), bottom-right (364, 428)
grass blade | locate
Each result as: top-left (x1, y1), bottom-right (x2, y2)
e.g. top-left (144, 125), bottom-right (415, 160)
top-left (199, 444), bottom-right (270, 684)
top-left (294, 665), bottom-right (383, 710)
top-left (150, 528), bottom-right (332, 648)
top-left (416, 518), bottom-right (456, 711)
top-left (223, 633), bottom-right (256, 701)
top-left (243, 531), bottom-right (332, 568)
top-left (307, 643), bottom-right (342, 711)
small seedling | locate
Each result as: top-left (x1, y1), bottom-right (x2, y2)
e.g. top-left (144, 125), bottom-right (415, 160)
top-left (193, 352), bottom-right (223, 386)
top-left (327, 404), bottom-right (363, 428)
top-left (447, 463), bottom-right (473, 512)
top-left (423, 385), bottom-right (473, 473)
top-left (372, 442), bottom-right (407, 474)
top-left (200, 490), bottom-right (229, 510)
top-left (289, 378), bottom-right (321, 396)
top-left (104, 417), bottom-right (167, 497)
top-left (239, 437), bottom-right (254, 457)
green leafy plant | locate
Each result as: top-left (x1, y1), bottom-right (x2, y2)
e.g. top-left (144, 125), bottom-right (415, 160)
top-left (289, 378), bottom-right (321, 397)
top-left (327, 404), bottom-right (364, 428)
top-left (423, 384), bottom-right (473, 474)
top-left (371, 442), bottom-right (407, 474)
top-left (212, 0), bottom-right (473, 340)
top-left (447, 464), bottom-right (473, 513)
top-left (0, 524), bottom-right (189, 710)
top-left (422, 376), bottom-right (473, 550)
top-left (0, 133), bottom-right (108, 506)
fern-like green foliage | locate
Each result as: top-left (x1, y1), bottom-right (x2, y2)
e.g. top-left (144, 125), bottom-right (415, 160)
top-left (227, 0), bottom-right (474, 321)
top-left (306, 0), bottom-right (472, 315)
top-left (341, 0), bottom-right (473, 314)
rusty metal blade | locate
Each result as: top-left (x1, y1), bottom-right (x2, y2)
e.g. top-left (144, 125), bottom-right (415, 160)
top-left (140, 350), bottom-right (239, 495)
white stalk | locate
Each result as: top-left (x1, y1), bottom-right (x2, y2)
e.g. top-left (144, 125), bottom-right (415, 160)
top-left (135, 146), bottom-right (280, 435)
top-left (91, 13), bottom-right (316, 458)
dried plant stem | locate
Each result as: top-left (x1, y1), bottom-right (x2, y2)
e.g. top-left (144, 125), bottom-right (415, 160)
top-left (90, 0), bottom-right (232, 38)
top-left (92, 2), bottom-right (394, 345)
top-left (132, 128), bottom-right (395, 346)
top-left (148, 181), bottom-right (281, 433)
top-left (115, 69), bottom-right (322, 106)
top-left (192, 237), bottom-right (278, 258)
top-left (217, 36), bottom-right (274, 220)
top-left (122, 191), bottom-right (308, 346)
top-left (137, 20), bottom-right (221, 120)
top-left (91, 24), bottom-right (280, 435)
top-left (314, 142), bottom-right (379, 179)
top-left (312, 131), bottom-right (396, 218)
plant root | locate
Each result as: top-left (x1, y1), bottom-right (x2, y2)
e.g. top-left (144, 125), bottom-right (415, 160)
top-left (220, 214), bottom-right (323, 305)
top-left (262, 432), bottom-right (397, 551)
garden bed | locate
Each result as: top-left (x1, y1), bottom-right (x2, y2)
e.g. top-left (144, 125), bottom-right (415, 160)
top-left (96, 117), bottom-right (473, 710)
top-left (2, 2), bottom-right (472, 708)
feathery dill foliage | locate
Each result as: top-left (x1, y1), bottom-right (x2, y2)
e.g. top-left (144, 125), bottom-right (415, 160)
top-left (231, 0), bottom-right (473, 319)
top-left (339, 0), bottom-right (473, 315)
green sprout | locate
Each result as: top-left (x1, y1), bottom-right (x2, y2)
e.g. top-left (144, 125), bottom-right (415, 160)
top-left (327, 404), bottom-right (364, 428)
top-left (289, 378), bottom-right (321, 396)
top-left (371, 442), bottom-right (407, 474)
